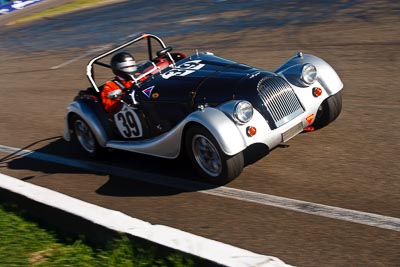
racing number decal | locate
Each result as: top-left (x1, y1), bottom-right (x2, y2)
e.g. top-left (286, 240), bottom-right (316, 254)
top-left (114, 107), bottom-right (143, 138)
top-left (162, 60), bottom-right (205, 79)
top-left (116, 112), bottom-right (138, 137)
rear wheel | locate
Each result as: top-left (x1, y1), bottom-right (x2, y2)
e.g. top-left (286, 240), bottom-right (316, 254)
top-left (313, 91), bottom-right (343, 129)
top-left (71, 115), bottom-right (105, 157)
top-left (185, 125), bottom-right (244, 185)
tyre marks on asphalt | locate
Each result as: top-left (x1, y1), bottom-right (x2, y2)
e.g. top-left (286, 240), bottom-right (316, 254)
top-left (50, 46), bottom-right (110, 70)
top-left (50, 33), bottom-right (140, 70)
top-left (1, 144), bottom-right (399, 232)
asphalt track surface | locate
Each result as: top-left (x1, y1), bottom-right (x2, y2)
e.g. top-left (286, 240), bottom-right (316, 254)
top-left (0, 0), bottom-right (399, 266)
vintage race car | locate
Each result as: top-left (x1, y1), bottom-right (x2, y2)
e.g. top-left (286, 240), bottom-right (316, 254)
top-left (64, 33), bottom-right (343, 184)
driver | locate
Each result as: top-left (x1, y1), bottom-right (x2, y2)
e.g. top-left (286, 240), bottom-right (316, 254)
top-left (101, 52), bottom-right (139, 113)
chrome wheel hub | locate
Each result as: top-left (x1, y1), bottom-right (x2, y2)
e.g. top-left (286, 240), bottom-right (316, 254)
top-left (192, 134), bottom-right (222, 177)
top-left (74, 119), bottom-right (96, 153)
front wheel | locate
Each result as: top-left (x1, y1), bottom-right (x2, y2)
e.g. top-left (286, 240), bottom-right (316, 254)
top-left (313, 91), bottom-right (343, 129)
top-left (185, 125), bottom-right (244, 185)
top-left (71, 114), bottom-right (105, 158)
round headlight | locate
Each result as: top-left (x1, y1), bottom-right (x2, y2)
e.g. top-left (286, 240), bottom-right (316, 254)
top-left (301, 63), bottom-right (317, 85)
top-left (233, 101), bottom-right (253, 124)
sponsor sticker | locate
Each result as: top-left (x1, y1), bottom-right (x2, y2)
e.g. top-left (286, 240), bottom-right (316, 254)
top-left (142, 86), bottom-right (155, 98)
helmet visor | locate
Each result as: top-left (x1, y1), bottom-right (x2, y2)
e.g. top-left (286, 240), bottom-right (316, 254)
top-left (116, 58), bottom-right (137, 73)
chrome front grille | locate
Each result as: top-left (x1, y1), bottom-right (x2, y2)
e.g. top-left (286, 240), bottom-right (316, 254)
top-left (257, 76), bottom-right (304, 127)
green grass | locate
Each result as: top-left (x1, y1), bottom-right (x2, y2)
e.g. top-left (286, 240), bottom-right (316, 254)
top-left (10, 0), bottom-right (113, 24)
top-left (0, 203), bottom-right (195, 267)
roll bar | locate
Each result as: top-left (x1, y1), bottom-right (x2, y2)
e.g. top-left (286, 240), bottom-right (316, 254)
top-left (86, 33), bottom-right (175, 92)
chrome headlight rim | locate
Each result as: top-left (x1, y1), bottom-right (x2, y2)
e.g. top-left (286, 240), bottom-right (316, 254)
top-left (233, 100), bottom-right (253, 124)
top-left (300, 63), bottom-right (317, 85)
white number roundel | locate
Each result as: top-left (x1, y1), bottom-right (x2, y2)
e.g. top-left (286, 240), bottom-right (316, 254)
top-left (114, 107), bottom-right (143, 138)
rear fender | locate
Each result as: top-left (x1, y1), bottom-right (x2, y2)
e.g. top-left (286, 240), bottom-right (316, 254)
top-left (64, 100), bottom-right (109, 147)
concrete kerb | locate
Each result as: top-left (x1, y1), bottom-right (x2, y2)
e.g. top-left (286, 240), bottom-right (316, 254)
top-left (0, 173), bottom-right (292, 267)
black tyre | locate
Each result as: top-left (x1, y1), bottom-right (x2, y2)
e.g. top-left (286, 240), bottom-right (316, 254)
top-left (313, 91), bottom-right (343, 129)
top-left (185, 125), bottom-right (244, 185)
top-left (71, 114), bottom-right (105, 157)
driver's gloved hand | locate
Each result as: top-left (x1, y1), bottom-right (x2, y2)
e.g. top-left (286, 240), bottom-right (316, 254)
top-left (108, 89), bottom-right (123, 100)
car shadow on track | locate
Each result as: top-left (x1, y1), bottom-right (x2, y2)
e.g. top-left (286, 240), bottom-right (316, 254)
top-left (2, 137), bottom-right (271, 197)
top-left (1, 137), bottom-right (222, 197)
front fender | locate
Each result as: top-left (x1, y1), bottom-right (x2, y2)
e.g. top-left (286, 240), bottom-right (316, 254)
top-left (276, 53), bottom-right (343, 95)
top-left (186, 107), bottom-right (247, 156)
top-left (64, 100), bottom-right (109, 147)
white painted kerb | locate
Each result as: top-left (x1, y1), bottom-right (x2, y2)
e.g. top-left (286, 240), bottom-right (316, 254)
top-left (0, 173), bottom-right (292, 267)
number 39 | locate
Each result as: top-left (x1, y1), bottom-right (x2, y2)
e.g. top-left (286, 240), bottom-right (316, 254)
top-left (115, 109), bottom-right (143, 138)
